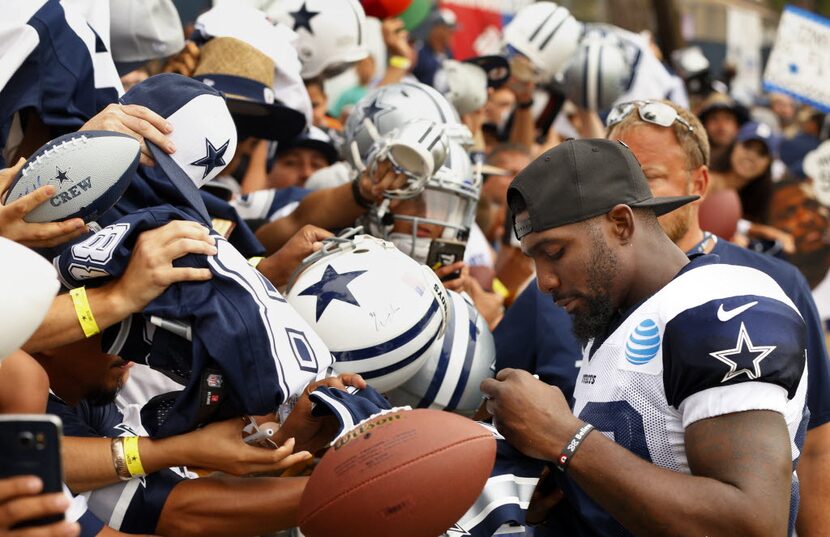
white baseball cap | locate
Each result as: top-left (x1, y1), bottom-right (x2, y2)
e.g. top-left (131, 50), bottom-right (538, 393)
top-left (109, 0), bottom-right (185, 75)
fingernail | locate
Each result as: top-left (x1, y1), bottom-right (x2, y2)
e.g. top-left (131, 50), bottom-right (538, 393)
top-left (62, 522), bottom-right (80, 537)
top-left (165, 122), bottom-right (174, 133)
top-left (50, 494), bottom-right (69, 509)
top-left (166, 142), bottom-right (176, 153)
top-left (23, 476), bottom-right (42, 492)
top-left (207, 246), bottom-right (217, 255)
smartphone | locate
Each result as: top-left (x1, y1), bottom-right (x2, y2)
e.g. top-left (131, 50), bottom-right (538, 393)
top-left (0, 415), bottom-right (64, 528)
top-left (426, 239), bottom-right (466, 281)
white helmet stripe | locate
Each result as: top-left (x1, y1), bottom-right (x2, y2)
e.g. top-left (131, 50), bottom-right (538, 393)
top-left (527, 6), bottom-right (561, 43)
top-left (538, 11), bottom-right (571, 50)
top-left (417, 299), bottom-right (457, 407)
top-left (445, 299), bottom-right (480, 411)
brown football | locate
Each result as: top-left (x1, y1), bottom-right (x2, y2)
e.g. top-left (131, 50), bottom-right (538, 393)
top-left (298, 408), bottom-right (496, 537)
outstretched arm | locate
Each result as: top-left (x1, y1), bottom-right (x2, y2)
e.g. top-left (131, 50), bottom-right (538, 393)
top-left (483, 369), bottom-right (792, 537)
top-left (156, 475), bottom-right (307, 537)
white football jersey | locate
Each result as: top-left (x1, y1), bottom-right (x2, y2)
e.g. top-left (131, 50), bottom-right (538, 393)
top-left (569, 256), bottom-right (808, 535)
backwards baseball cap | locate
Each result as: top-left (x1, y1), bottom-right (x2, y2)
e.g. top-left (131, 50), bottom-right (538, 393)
top-left (120, 73), bottom-right (238, 223)
top-left (508, 139), bottom-right (698, 239)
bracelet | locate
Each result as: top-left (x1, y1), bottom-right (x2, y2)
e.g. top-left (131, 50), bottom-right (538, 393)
top-left (351, 178), bottom-right (374, 209)
top-left (388, 55), bottom-right (412, 70)
top-left (123, 436), bottom-right (146, 478)
top-left (555, 422), bottom-right (594, 473)
top-left (247, 256), bottom-right (264, 268)
top-left (517, 99), bottom-right (534, 110)
top-left (110, 438), bottom-right (131, 481)
top-left (69, 287), bottom-right (100, 337)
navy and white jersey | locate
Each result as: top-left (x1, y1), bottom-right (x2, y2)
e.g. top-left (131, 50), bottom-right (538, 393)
top-left (100, 165), bottom-right (265, 258)
top-left (0, 0), bottom-right (121, 167)
top-left (47, 394), bottom-right (187, 534)
top-left (564, 255), bottom-right (808, 536)
top-left (54, 206), bottom-right (334, 437)
top-left (712, 239), bottom-right (830, 429)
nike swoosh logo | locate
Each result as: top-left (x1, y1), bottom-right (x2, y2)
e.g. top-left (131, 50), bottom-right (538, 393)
top-left (717, 301), bottom-right (759, 322)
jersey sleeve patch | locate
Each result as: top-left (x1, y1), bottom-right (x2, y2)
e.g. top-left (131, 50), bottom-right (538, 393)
top-left (663, 295), bottom-right (806, 409)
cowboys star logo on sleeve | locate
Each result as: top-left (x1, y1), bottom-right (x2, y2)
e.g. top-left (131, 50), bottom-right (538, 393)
top-left (709, 322), bottom-right (777, 382)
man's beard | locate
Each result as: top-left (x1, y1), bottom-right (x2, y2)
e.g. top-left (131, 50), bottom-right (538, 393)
top-left (569, 228), bottom-right (619, 345)
top-left (87, 377), bottom-right (125, 407)
top-left (659, 204), bottom-right (692, 245)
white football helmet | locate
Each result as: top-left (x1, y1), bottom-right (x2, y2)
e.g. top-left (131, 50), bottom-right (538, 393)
top-left (269, 0), bottom-right (368, 80)
top-left (502, 2), bottom-right (583, 82)
top-left (0, 238), bottom-right (60, 363)
top-left (386, 290), bottom-right (495, 416)
top-left (361, 118), bottom-right (450, 199)
top-left (362, 140), bottom-right (482, 264)
top-left (285, 231), bottom-right (449, 392)
top-left (562, 35), bottom-right (633, 112)
top-left (343, 81), bottom-right (472, 171)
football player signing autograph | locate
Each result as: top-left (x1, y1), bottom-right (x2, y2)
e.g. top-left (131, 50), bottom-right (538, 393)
top-left (482, 139), bottom-right (807, 536)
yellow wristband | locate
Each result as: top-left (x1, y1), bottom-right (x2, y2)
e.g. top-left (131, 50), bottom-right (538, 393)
top-left (388, 55), bottom-right (411, 70)
top-left (247, 256), bottom-right (265, 268)
top-left (492, 278), bottom-right (510, 299)
top-left (123, 436), bottom-right (146, 477)
top-left (69, 287), bottom-right (100, 338)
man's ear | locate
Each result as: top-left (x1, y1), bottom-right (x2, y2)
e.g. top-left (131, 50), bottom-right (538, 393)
top-left (606, 204), bottom-right (635, 245)
top-left (690, 165), bottom-right (710, 200)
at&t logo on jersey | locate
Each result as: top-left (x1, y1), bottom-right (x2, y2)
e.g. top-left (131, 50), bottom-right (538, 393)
top-left (625, 319), bottom-right (661, 365)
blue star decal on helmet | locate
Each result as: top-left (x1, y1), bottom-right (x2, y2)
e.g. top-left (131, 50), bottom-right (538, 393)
top-left (299, 264), bottom-right (367, 321)
top-left (290, 2), bottom-right (320, 34)
top-left (361, 96), bottom-right (393, 123)
top-left (54, 167), bottom-right (71, 185)
top-left (190, 138), bottom-right (229, 179)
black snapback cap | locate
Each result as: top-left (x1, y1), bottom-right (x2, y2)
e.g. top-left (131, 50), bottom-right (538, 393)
top-left (507, 139), bottom-right (698, 239)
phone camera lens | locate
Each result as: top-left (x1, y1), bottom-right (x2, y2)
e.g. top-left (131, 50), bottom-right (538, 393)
top-left (18, 431), bottom-right (34, 448)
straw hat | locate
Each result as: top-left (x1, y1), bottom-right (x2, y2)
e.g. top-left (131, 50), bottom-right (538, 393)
top-left (193, 37), bottom-right (306, 141)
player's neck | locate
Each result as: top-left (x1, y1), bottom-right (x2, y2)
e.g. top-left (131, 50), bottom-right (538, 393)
top-left (625, 233), bottom-right (690, 309)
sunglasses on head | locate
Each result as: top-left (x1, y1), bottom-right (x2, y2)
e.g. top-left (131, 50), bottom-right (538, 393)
top-left (606, 100), bottom-right (695, 131)
top-left (606, 100), bottom-right (705, 166)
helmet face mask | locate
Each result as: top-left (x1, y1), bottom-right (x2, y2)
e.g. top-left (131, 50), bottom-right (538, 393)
top-left (363, 141), bottom-right (482, 264)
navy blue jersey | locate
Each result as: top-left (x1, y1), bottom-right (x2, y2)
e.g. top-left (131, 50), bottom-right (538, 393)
top-left (494, 284), bottom-right (582, 402)
top-left (47, 394), bottom-right (183, 534)
top-left (98, 165), bottom-right (265, 258)
top-left (54, 206), bottom-right (334, 437)
top-left (0, 0), bottom-right (120, 167)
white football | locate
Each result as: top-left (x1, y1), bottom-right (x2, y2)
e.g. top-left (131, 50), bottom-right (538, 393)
top-left (285, 234), bottom-right (449, 392)
top-left (5, 131), bottom-right (139, 223)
